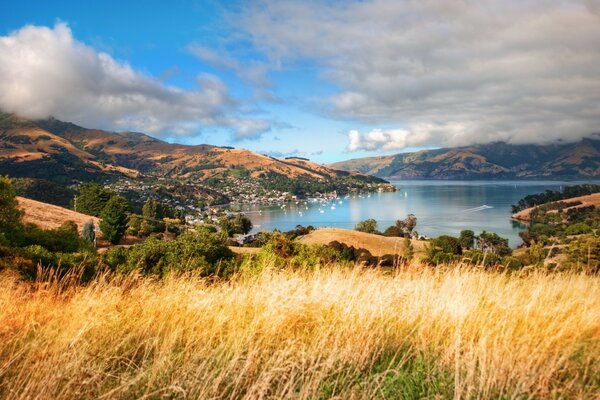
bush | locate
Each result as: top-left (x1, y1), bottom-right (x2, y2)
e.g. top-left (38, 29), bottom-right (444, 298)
top-left (103, 230), bottom-right (235, 277)
top-left (355, 219), bottom-right (378, 234)
top-left (565, 223), bottom-right (593, 236)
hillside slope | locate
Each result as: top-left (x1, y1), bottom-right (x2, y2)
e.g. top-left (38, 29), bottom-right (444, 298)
top-left (0, 113), bottom-right (372, 183)
top-left (17, 196), bottom-right (100, 233)
top-left (330, 139), bottom-right (600, 179)
top-left (512, 192), bottom-right (600, 222)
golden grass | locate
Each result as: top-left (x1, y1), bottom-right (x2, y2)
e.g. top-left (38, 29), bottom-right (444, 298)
top-left (298, 227), bottom-right (427, 257)
top-left (0, 264), bottom-right (599, 399)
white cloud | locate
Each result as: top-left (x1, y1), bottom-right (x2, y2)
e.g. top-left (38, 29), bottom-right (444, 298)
top-left (237, 0), bottom-right (600, 151)
top-left (0, 23), bottom-right (271, 140)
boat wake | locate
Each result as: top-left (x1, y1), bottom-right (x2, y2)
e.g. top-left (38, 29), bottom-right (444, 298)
top-left (462, 205), bottom-right (493, 213)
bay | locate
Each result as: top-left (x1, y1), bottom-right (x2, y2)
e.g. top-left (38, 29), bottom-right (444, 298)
top-left (232, 180), bottom-right (598, 247)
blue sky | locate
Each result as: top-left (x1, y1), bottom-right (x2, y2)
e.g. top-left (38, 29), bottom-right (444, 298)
top-left (1, 0), bottom-right (599, 163)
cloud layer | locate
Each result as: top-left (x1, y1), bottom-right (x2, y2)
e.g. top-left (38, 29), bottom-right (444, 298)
top-left (0, 23), bottom-right (271, 139)
top-left (238, 0), bottom-right (600, 151)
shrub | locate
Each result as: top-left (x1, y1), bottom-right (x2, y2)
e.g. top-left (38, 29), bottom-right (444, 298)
top-left (355, 219), bottom-right (378, 234)
top-left (565, 222), bottom-right (592, 236)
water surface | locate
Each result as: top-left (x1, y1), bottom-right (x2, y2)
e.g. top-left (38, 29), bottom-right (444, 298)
top-left (232, 180), bottom-right (596, 247)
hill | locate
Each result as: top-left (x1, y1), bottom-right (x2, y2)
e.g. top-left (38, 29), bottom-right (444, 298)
top-left (330, 139), bottom-right (600, 180)
top-left (297, 227), bottom-right (427, 257)
top-left (0, 113), bottom-right (392, 207)
top-left (16, 196), bottom-right (99, 233)
top-left (0, 113), bottom-right (379, 182)
top-left (512, 192), bottom-right (600, 222)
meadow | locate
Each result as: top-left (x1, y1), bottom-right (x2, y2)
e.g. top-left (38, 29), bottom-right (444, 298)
top-left (1, 261), bottom-right (599, 399)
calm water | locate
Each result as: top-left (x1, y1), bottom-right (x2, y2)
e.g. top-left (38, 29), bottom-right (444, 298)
top-left (232, 180), bottom-right (597, 247)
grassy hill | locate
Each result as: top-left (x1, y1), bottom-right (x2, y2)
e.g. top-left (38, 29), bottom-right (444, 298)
top-left (0, 113), bottom-right (382, 184)
top-left (330, 139), bottom-right (600, 179)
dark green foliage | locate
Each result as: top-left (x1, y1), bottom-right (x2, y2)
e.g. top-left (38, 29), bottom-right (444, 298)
top-left (0, 176), bottom-right (23, 241)
top-left (383, 225), bottom-right (404, 237)
top-left (102, 230), bottom-right (235, 277)
top-left (355, 219), bottom-right (378, 234)
top-left (76, 183), bottom-right (114, 216)
top-left (11, 178), bottom-right (75, 208)
top-left (565, 223), bottom-right (592, 236)
top-left (218, 214), bottom-right (253, 237)
top-left (565, 236), bottom-right (600, 272)
top-left (82, 220), bottom-right (96, 243)
top-left (459, 230), bottom-right (475, 250)
top-left (477, 231), bottom-right (512, 257)
top-left (100, 196), bottom-right (131, 244)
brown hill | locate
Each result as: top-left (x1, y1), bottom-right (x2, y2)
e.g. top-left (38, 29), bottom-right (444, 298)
top-left (297, 227), bottom-right (427, 257)
top-left (330, 139), bottom-right (600, 179)
top-left (0, 113), bottom-right (368, 183)
top-left (512, 193), bottom-right (600, 222)
top-left (17, 196), bottom-right (99, 233)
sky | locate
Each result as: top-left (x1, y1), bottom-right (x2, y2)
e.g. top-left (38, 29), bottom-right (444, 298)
top-left (1, 0), bottom-right (599, 163)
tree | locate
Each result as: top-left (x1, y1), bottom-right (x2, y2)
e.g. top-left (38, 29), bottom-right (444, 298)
top-left (478, 231), bottom-right (512, 257)
top-left (76, 183), bottom-right (113, 217)
top-left (127, 215), bottom-right (142, 236)
top-left (459, 230), bottom-right (475, 250)
top-left (142, 198), bottom-right (166, 233)
top-left (82, 220), bottom-right (96, 244)
top-left (0, 177), bottom-right (23, 237)
top-left (100, 196), bottom-right (131, 244)
top-left (218, 214), bottom-right (253, 237)
top-left (355, 218), bottom-right (378, 234)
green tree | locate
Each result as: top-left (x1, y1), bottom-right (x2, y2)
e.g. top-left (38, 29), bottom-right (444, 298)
top-left (100, 196), bottom-right (131, 244)
top-left (459, 230), bottom-right (475, 250)
top-left (355, 218), bottom-right (378, 234)
top-left (218, 214), bottom-right (253, 237)
top-left (142, 198), bottom-right (166, 233)
top-left (478, 231), bottom-right (512, 257)
top-left (76, 183), bottom-right (113, 216)
top-left (82, 220), bottom-right (96, 244)
top-left (0, 177), bottom-right (23, 240)
top-left (127, 215), bottom-right (142, 236)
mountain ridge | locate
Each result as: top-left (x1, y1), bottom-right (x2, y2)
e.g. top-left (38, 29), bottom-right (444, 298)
top-left (330, 139), bottom-right (600, 180)
top-left (0, 113), bottom-right (376, 183)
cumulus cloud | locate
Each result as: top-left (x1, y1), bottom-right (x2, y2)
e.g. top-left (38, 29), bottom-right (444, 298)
top-left (0, 23), bottom-right (272, 140)
top-left (238, 0), bottom-right (600, 151)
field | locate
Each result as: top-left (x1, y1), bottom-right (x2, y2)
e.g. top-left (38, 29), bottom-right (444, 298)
top-left (1, 264), bottom-right (598, 399)
top-left (17, 196), bottom-right (99, 233)
top-left (297, 227), bottom-right (428, 257)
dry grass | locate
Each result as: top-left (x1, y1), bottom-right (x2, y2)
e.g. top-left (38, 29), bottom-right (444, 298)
top-left (17, 196), bottom-right (99, 233)
top-left (298, 227), bottom-right (428, 257)
top-left (0, 264), bottom-right (599, 399)
top-left (512, 192), bottom-right (600, 221)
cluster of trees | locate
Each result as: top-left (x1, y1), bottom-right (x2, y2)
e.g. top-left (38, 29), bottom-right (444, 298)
top-left (426, 230), bottom-right (514, 267)
top-left (74, 183), bottom-right (131, 244)
top-left (513, 189), bottom-right (599, 271)
top-left (355, 214), bottom-right (418, 238)
top-left (218, 214), bottom-right (253, 237)
top-left (0, 177), bottom-right (96, 279)
top-left (102, 228), bottom-right (235, 277)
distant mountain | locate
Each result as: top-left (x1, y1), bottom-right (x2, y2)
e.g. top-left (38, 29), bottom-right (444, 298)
top-left (0, 113), bottom-right (378, 184)
top-left (330, 139), bottom-right (600, 180)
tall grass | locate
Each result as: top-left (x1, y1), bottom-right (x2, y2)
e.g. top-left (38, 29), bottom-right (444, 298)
top-left (0, 263), bottom-right (599, 399)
